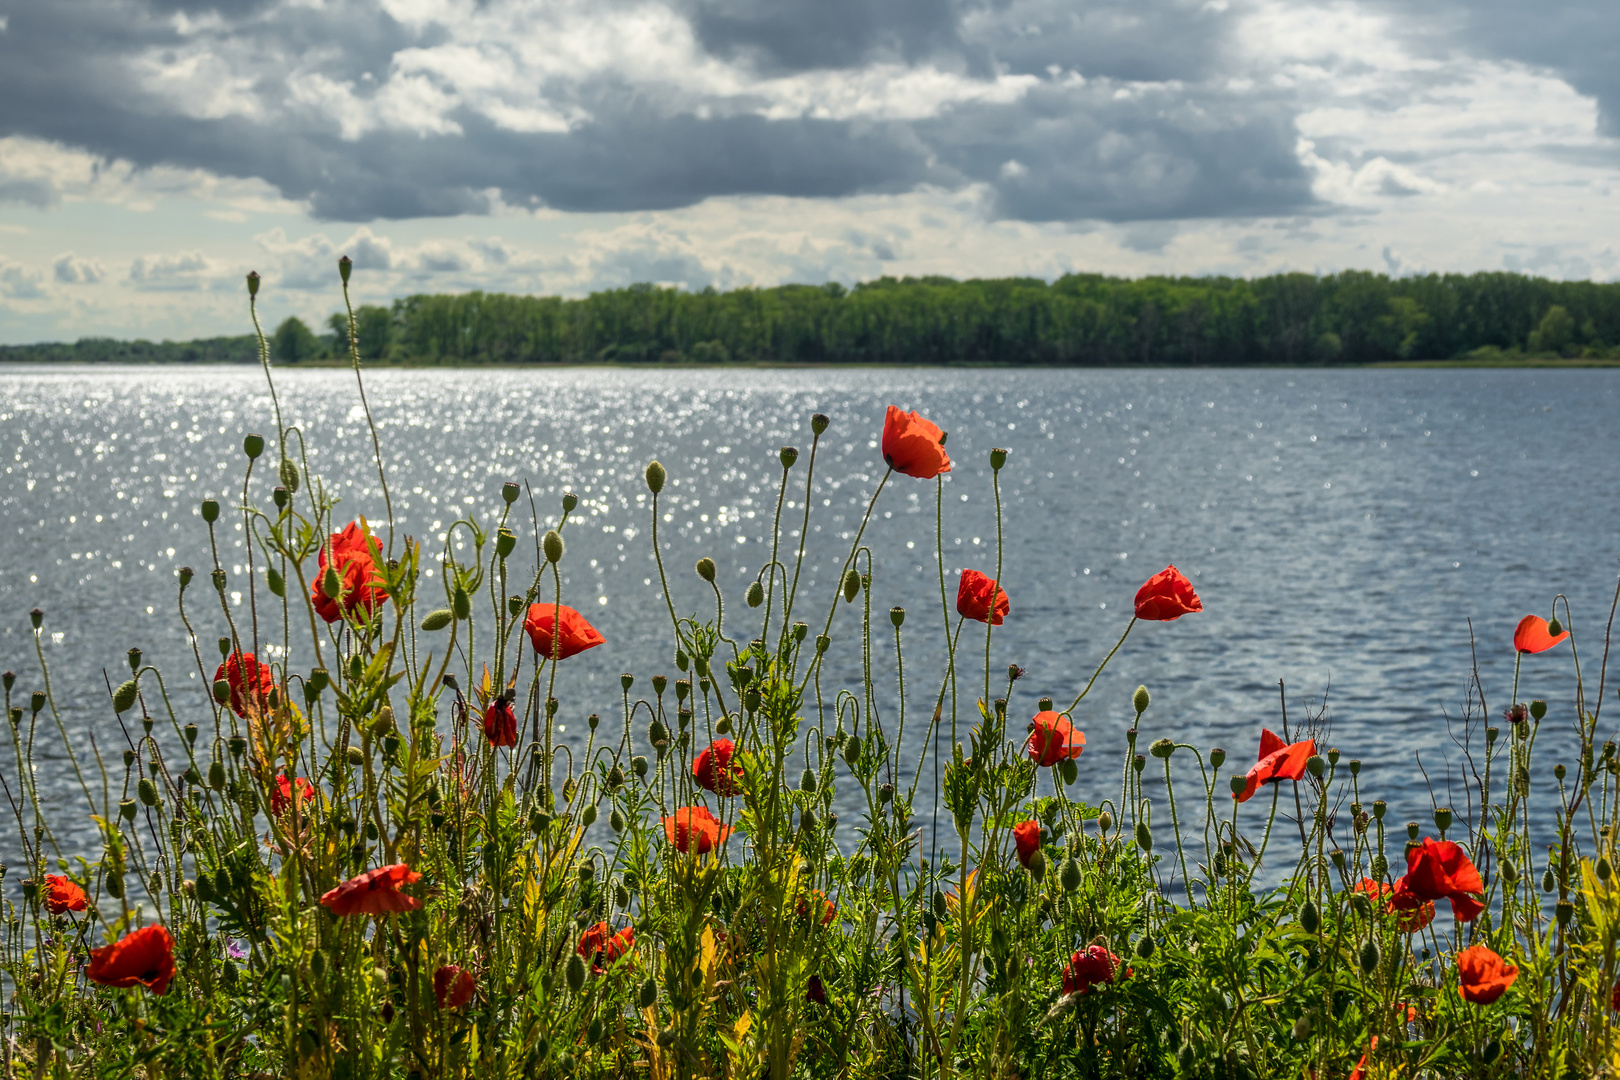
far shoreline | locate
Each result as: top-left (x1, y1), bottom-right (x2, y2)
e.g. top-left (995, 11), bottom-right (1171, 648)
top-left (2, 357), bottom-right (1618, 370)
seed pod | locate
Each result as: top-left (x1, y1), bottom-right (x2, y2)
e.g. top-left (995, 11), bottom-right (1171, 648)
top-left (1433, 807), bottom-right (1453, 833)
top-left (816, 634), bottom-right (831, 655)
top-left (119, 798), bottom-right (137, 821)
top-left (212, 679), bottom-right (231, 705)
top-left (1555, 899), bottom-right (1574, 927)
top-left (565, 953), bottom-right (587, 992)
top-left (1135, 935), bottom-right (1155, 960)
top-left (201, 499), bottom-right (220, 523)
top-left (496, 529), bottom-right (517, 559)
top-left (1057, 757), bottom-right (1077, 786)
top-left (1542, 870), bottom-right (1555, 893)
top-left (746, 581), bottom-right (765, 608)
top-left (1149, 738), bottom-right (1174, 759)
top-left (989, 447), bottom-right (1007, 470)
top-left (645, 460), bottom-right (666, 494)
top-left (1135, 822), bottom-right (1152, 853)
top-left (208, 761), bottom-right (226, 790)
top-left (1229, 774), bottom-right (1248, 796)
top-left (543, 530), bottom-right (564, 564)
top-left (1059, 856), bottom-right (1081, 893)
top-left (1300, 900), bottom-right (1320, 935)
top-left (695, 557), bottom-right (717, 582)
top-left (842, 570), bottom-right (861, 603)
top-left (112, 679), bottom-right (139, 713)
top-left (1306, 755), bottom-right (1326, 778)
top-left (1133, 685), bottom-right (1150, 714)
top-left (1359, 938), bottom-right (1380, 974)
top-left (1209, 747), bottom-right (1226, 769)
top-left (561, 491), bottom-right (578, 514)
top-left (452, 586), bottom-right (471, 620)
top-left (1097, 811), bottom-right (1113, 835)
top-left (639, 977), bottom-right (657, 1008)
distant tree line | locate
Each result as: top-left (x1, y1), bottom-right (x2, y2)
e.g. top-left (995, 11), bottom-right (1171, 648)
top-left (5, 271), bottom-right (1619, 366)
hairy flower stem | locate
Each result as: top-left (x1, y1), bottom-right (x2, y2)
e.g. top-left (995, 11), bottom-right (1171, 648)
top-left (1065, 617), bottom-right (1137, 716)
top-left (340, 275), bottom-right (395, 556)
top-left (1163, 754), bottom-right (1195, 905)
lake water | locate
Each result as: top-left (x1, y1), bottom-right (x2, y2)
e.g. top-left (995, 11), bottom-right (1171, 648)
top-left (2, 364), bottom-right (1616, 881)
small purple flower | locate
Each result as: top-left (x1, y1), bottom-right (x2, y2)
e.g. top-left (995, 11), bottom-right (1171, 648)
top-left (226, 939), bottom-right (248, 960)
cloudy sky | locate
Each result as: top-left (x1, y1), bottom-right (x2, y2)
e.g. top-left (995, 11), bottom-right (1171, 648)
top-left (0, 0), bottom-right (1616, 344)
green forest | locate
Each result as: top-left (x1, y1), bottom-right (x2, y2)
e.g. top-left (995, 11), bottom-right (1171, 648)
top-left (6, 270), bottom-right (1620, 366)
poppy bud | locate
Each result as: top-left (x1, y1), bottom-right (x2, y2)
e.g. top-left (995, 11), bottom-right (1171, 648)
top-left (321, 564), bottom-right (342, 600)
top-left (562, 491), bottom-right (578, 514)
top-left (1135, 822), bottom-right (1152, 853)
top-left (542, 530), bottom-right (564, 564)
top-left (451, 585), bottom-right (472, 620)
top-left (245, 269), bottom-right (261, 297)
top-left (29, 609), bottom-right (43, 630)
top-left (780, 446), bottom-right (798, 469)
top-left (1149, 738), bottom-right (1174, 760)
top-left (674, 650), bottom-right (689, 671)
top-left (228, 735), bottom-right (247, 760)
top-left (138, 777), bottom-right (159, 807)
top-left (201, 499), bottom-right (220, 523)
top-left (844, 739), bottom-right (861, 768)
top-left (816, 635), bottom-right (831, 655)
top-left (1483, 1039), bottom-right (1501, 1064)
top-left (278, 457), bottom-right (300, 493)
top-left (746, 581), bottom-right (765, 608)
top-left (1370, 854), bottom-right (1387, 878)
top-left (1027, 848), bottom-right (1046, 880)
top-left (112, 679), bottom-right (139, 713)
top-left (1433, 807), bottom-right (1453, 833)
top-left (414, 607), bottom-right (453, 633)
top-left (1306, 755), bottom-right (1326, 778)
top-left (932, 889), bottom-right (948, 920)
top-left (1546, 618), bottom-right (1562, 637)
top-left (587, 713), bottom-right (600, 732)
top-left (639, 977), bottom-right (657, 1008)
top-left (879, 783), bottom-right (894, 804)
top-left (1300, 900), bottom-right (1320, 934)
top-left (1097, 811), bottom-right (1113, 835)
top-left (565, 954), bottom-right (586, 992)
top-left (631, 755), bottom-right (649, 777)
top-left (645, 460), bottom-right (666, 494)
top-left (1500, 858), bottom-right (1517, 884)
top-left (1178, 1045), bottom-right (1195, 1072)
top-left (1350, 892), bottom-right (1372, 918)
top-left (1598, 857), bottom-right (1613, 882)
top-left (890, 606), bottom-right (906, 628)
top-left (1135, 934), bottom-right (1155, 960)
top-left (1057, 757), bottom-right (1077, 786)
top-left (694, 655), bottom-right (710, 677)
top-left (695, 557), bottom-right (716, 582)
top-left (1542, 869), bottom-right (1555, 893)
top-left (842, 570), bottom-right (861, 603)
top-left (801, 768), bottom-right (816, 792)
top-left (580, 804), bottom-right (597, 827)
top-left (608, 807), bottom-right (625, 834)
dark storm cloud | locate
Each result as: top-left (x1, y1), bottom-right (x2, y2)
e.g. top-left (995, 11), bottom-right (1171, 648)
top-left (11, 0), bottom-right (1519, 226)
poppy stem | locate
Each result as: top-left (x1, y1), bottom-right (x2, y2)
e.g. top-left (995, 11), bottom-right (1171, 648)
top-left (1065, 618), bottom-right (1137, 716)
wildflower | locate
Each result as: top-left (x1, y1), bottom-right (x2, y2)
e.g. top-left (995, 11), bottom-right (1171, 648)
top-left (433, 965), bottom-right (476, 1009)
top-left (1397, 838), bottom-right (1484, 923)
top-left (1611, 978), bottom-right (1620, 1012)
top-left (807, 974), bottom-right (827, 1004)
top-left (956, 569), bottom-right (1010, 625)
top-left (797, 890), bottom-right (837, 926)
top-left (1347, 1036), bottom-right (1378, 1080)
top-left (482, 696), bottom-right (517, 748)
top-left (1061, 945), bottom-right (1122, 995)
top-left (577, 921), bottom-right (635, 974)
top-left (1233, 729), bottom-right (1315, 803)
top-left (86, 925), bottom-right (175, 995)
top-left (1013, 821), bottom-right (1042, 869)
top-left (214, 651), bottom-right (276, 718)
top-left (1456, 943), bottom-right (1517, 1004)
top-left (1025, 711), bottom-right (1085, 767)
top-left (312, 521), bottom-right (387, 624)
top-left (319, 863), bottom-right (423, 917)
top-left (692, 738), bottom-right (743, 796)
top-left (268, 774), bottom-right (315, 816)
top-left (1513, 615), bottom-right (1568, 654)
top-left (1353, 877), bottom-right (1434, 933)
top-left (1503, 703), bottom-right (1529, 724)
top-left (42, 874), bottom-right (87, 915)
top-left (881, 405), bottom-right (951, 479)
top-left (225, 939), bottom-right (249, 961)
top-left (663, 806), bottom-right (733, 854)
top-left (523, 603), bottom-right (605, 661)
top-left (1133, 565), bottom-right (1202, 621)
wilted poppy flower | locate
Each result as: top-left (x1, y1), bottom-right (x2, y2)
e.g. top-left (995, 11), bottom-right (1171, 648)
top-left (482, 697), bottom-right (517, 748)
top-left (1026, 712), bottom-right (1085, 767)
top-left (957, 569), bottom-right (1010, 625)
top-left (1457, 943), bottom-right (1517, 1004)
top-left (1513, 615), bottom-right (1569, 654)
top-left (797, 890), bottom-right (837, 927)
top-left (1398, 838), bottom-right (1484, 923)
top-left (1013, 821), bottom-right (1042, 869)
top-left (693, 738), bottom-right (743, 796)
top-left (43, 874), bottom-right (87, 915)
top-left (881, 405), bottom-right (951, 480)
top-left (577, 921), bottom-right (635, 974)
top-left (86, 924), bottom-right (175, 995)
top-left (319, 863), bottom-right (423, 917)
top-left (268, 774), bottom-right (315, 816)
top-left (1233, 728), bottom-right (1315, 803)
top-left (807, 974), bottom-right (827, 1005)
top-left (312, 521), bottom-right (387, 624)
top-left (1061, 945), bottom-right (1121, 995)
top-left (524, 603), bottom-right (605, 661)
top-left (1354, 877), bottom-right (1435, 933)
top-left (433, 965), bottom-right (476, 1009)
top-left (214, 651), bottom-right (276, 718)
top-left (1134, 566), bottom-right (1202, 622)
top-left (663, 806), bottom-right (733, 854)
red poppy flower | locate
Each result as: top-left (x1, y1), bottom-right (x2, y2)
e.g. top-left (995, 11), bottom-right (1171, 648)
top-left (319, 863), bottom-right (423, 917)
top-left (1398, 838), bottom-right (1484, 923)
top-left (957, 569), bottom-right (1010, 625)
top-left (43, 874), bottom-right (87, 915)
top-left (1347, 1036), bottom-right (1378, 1080)
top-left (268, 774), bottom-right (315, 816)
top-left (1025, 711), bottom-right (1085, 767)
top-left (433, 965), bottom-right (476, 1009)
top-left (797, 890), bottom-right (837, 926)
top-left (1133, 565), bottom-right (1202, 621)
top-left (1513, 615), bottom-right (1569, 654)
top-left (577, 921), bottom-right (635, 974)
top-left (662, 806), bottom-right (733, 854)
top-left (523, 603), bottom-right (605, 661)
top-left (807, 974), bottom-right (827, 1005)
top-left (1013, 821), bottom-right (1041, 869)
top-left (214, 651), bottom-right (276, 718)
top-left (482, 697), bottom-right (517, 748)
top-left (1233, 728), bottom-right (1315, 803)
top-left (1061, 945), bottom-right (1122, 995)
top-left (881, 405), bottom-right (951, 480)
top-left (1354, 877), bottom-right (1435, 933)
top-left (1456, 943), bottom-right (1517, 1004)
top-left (312, 521), bottom-right (388, 624)
top-left (693, 738), bottom-right (743, 796)
top-left (86, 924), bottom-right (175, 995)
